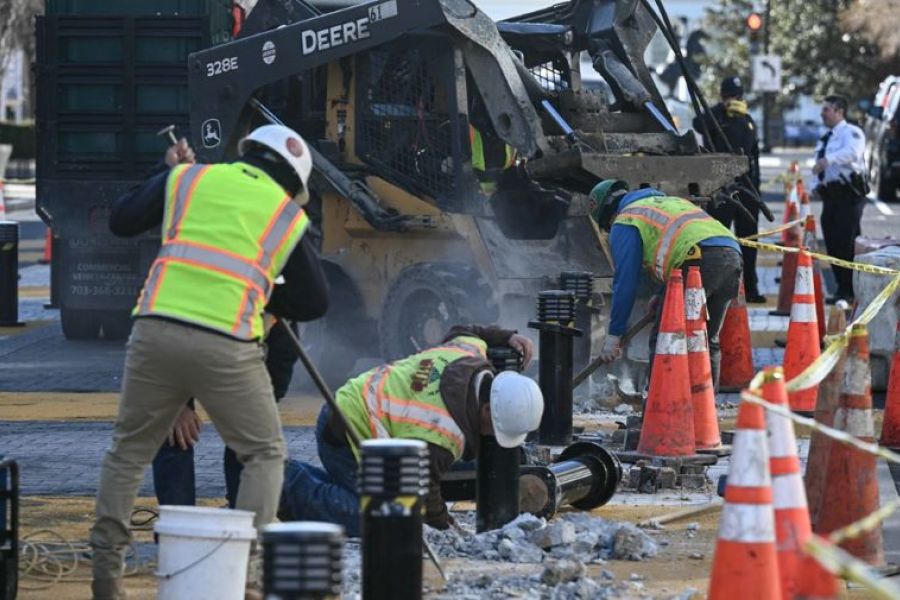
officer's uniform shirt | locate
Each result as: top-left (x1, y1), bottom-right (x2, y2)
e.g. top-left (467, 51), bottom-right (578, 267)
top-left (812, 119), bottom-right (866, 188)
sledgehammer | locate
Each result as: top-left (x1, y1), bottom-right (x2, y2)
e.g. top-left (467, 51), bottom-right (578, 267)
top-left (572, 311), bottom-right (655, 388)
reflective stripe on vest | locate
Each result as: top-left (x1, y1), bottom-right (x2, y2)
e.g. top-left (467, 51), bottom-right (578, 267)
top-left (136, 163), bottom-right (308, 340)
top-left (615, 198), bottom-right (733, 280)
top-left (357, 338), bottom-right (487, 458)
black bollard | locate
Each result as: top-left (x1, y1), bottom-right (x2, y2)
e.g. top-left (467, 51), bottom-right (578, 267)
top-left (559, 271), bottom-right (593, 373)
top-left (476, 435), bottom-right (521, 532)
top-left (0, 222), bottom-right (23, 327)
top-left (487, 346), bottom-right (524, 373)
top-left (361, 439), bottom-right (428, 600)
top-left (519, 442), bottom-right (622, 518)
top-left (261, 522), bottom-right (343, 600)
top-left (529, 290), bottom-right (581, 445)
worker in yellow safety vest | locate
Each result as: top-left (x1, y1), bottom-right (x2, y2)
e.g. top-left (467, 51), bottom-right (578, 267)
top-left (90, 125), bottom-right (329, 600)
top-left (470, 124), bottom-right (517, 194)
top-left (278, 324), bottom-right (543, 536)
top-left (589, 179), bottom-right (743, 389)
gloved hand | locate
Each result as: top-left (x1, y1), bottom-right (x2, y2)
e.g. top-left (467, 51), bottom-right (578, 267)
top-left (507, 333), bottom-right (534, 370)
top-left (598, 335), bottom-right (622, 364)
top-left (164, 138), bottom-right (196, 167)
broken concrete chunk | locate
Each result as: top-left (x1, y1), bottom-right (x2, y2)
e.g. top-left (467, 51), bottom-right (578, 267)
top-left (540, 558), bottom-right (586, 585)
top-left (611, 524), bottom-right (659, 561)
top-left (529, 521), bottom-right (576, 549)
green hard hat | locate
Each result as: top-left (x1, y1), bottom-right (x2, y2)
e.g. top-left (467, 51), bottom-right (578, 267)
top-left (589, 179), bottom-right (629, 229)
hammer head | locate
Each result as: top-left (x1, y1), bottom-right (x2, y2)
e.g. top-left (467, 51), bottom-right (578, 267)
top-left (156, 124), bottom-right (178, 144)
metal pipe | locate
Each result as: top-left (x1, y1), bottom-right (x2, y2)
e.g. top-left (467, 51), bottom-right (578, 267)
top-left (529, 291), bottom-right (580, 446)
top-left (476, 435), bottom-right (520, 532)
top-left (0, 222), bottom-right (23, 327)
top-left (361, 439), bottom-right (429, 600)
top-left (519, 442), bottom-right (621, 518)
top-left (261, 522), bottom-right (343, 600)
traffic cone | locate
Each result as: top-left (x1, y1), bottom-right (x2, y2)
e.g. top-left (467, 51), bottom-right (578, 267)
top-left (781, 162), bottom-right (800, 244)
top-left (801, 215), bottom-right (826, 343)
top-left (684, 266), bottom-right (720, 449)
top-left (879, 319), bottom-right (900, 448)
top-left (637, 269), bottom-right (695, 457)
top-left (783, 249), bottom-right (820, 412)
top-left (38, 228), bottom-right (52, 265)
top-left (708, 396), bottom-right (781, 600)
top-left (719, 281), bottom-right (755, 392)
top-left (795, 539), bottom-right (840, 600)
top-left (796, 181), bottom-right (809, 219)
top-left (772, 201), bottom-right (801, 316)
top-left (814, 324), bottom-right (884, 565)
top-left (761, 366), bottom-right (813, 599)
top-left (805, 304), bottom-right (848, 528)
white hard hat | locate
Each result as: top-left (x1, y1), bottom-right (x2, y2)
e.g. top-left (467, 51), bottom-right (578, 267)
top-left (238, 124), bottom-right (313, 205)
top-left (490, 371), bottom-right (544, 448)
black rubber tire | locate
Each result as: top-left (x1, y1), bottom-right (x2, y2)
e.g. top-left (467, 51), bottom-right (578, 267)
top-left (378, 262), bottom-right (498, 360)
top-left (101, 311), bottom-right (134, 341)
top-left (60, 307), bottom-right (102, 340)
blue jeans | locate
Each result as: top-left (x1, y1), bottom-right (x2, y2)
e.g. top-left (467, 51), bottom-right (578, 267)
top-left (279, 405), bottom-right (361, 536)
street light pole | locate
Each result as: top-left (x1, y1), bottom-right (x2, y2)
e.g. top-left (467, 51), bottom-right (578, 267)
top-left (762, 0), bottom-right (772, 152)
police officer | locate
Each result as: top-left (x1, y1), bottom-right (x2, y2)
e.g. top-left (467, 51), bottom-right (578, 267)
top-left (91, 125), bottom-right (328, 600)
top-left (590, 180), bottom-right (742, 389)
top-left (278, 324), bottom-right (542, 536)
top-left (812, 94), bottom-right (867, 302)
top-left (693, 76), bottom-right (764, 303)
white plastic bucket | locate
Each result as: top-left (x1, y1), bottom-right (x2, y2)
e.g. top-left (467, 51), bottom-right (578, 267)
top-left (154, 505), bottom-right (257, 600)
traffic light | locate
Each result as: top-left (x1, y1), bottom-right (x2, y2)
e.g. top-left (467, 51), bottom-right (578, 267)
top-left (746, 12), bottom-right (763, 54)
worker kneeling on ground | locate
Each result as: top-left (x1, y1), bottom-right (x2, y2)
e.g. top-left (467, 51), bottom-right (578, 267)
top-left (278, 325), bottom-right (543, 535)
top-left (590, 180), bottom-right (742, 389)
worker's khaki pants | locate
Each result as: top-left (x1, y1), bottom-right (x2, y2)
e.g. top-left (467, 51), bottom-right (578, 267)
top-left (90, 318), bottom-right (285, 582)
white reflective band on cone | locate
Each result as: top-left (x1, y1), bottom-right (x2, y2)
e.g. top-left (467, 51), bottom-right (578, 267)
top-left (718, 504), bottom-right (776, 543)
top-left (685, 289), bottom-right (704, 320)
top-left (727, 430), bottom-right (771, 487)
top-left (687, 331), bottom-right (707, 353)
top-left (790, 302), bottom-right (817, 323)
top-left (794, 266), bottom-right (815, 295)
top-left (766, 412), bottom-right (798, 457)
top-left (772, 474), bottom-right (808, 509)
top-left (842, 355), bottom-right (871, 396)
top-left (655, 331), bottom-right (687, 355)
top-left (833, 408), bottom-right (875, 438)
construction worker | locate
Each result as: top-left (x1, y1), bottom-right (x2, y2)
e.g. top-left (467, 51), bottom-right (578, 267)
top-left (90, 124), bottom-right (328, 600)
top-left (278, 324), bottom-right (543, 536)
top-left (470, 123), bottom-right (517, 195)
top-left (812, 94), bottom-right (867, 303)
top-left (693, 76), bottom-right (764, 303)
top-left (590, 180), bottom-right (742, 389)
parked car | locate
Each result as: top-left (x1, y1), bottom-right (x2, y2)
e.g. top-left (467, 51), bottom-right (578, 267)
top-left (864, 75), bottom-right (900, 202)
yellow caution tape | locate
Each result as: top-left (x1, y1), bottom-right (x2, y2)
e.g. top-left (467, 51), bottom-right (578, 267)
top-left (805, 536), bottom-right (900, 599)
top-left (741, 391), bottom-right (900, 465)
top-left (741, 218), bottom-right (805, 241)
top-left (738, 238), bottom-right (900, 275)
top-left (785, 274), bottom-right (900, 392)
top-left (828, 499), bottom-right (900, 545)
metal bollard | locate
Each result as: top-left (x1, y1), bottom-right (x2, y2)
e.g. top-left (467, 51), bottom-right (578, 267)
top-left (476, 436), bottom-right (521, 533)
top-left (0, 457), bottom-right (19, 599)
top-left (529, 290), bottom-right (581, 445)
top-left (487, 346), bottom-right (524, 373)
top-left (519, 442), bottom-right (621, 518)
top-left (361, 439), bottom-right (428, 600)
top-left (0, 222), bottom-right (23, 327)
top-left (559, 271), bottom-right (593, 373)
top-left (261, 522), bottom-right (343, 600)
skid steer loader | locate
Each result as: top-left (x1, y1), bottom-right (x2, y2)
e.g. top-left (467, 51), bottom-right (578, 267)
top-left (187, 0), bottom-right (749, 384)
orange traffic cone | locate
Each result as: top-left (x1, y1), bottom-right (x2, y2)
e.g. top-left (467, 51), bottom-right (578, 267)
top-left (801, 215), bottom-right (826, 343)
top-left (762, 366), bottom-right (813, 599)
top-left (719, 281), bottom-right (755, 392)
top-left (783, 250), bottom-right (820, 412)
top-left (38, 228), bottom-right (52, 265)
top-left (805, 304), bottom-right (849, 528)
top-left (879, 320), bottom-right (900, 448)
top-left (815, 324), bottom-right (884, 565)
top-left (708, 396), bottom-right (781, 600)
top-left (781, 162), bottom-right (800, 244)
top-left (685, 266), bottom-right (720, 449)
top-left (795, 540), bottom-right (840, 599)
top-left (796, 181), bottom-right (809, 219)
top-left (637, 269), bottom-right (695, 457)
top-left (773, 202), bottom-right (801, 316)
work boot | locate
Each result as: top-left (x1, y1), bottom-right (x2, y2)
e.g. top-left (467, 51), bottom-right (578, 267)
top-left (92, 578), bottom-right (127, 600)
top-left (745, 291), bottom-right (767, 304)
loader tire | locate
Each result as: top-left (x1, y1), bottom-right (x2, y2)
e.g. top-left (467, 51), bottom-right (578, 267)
top-left (379, 262), bottom-right (498, 360)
